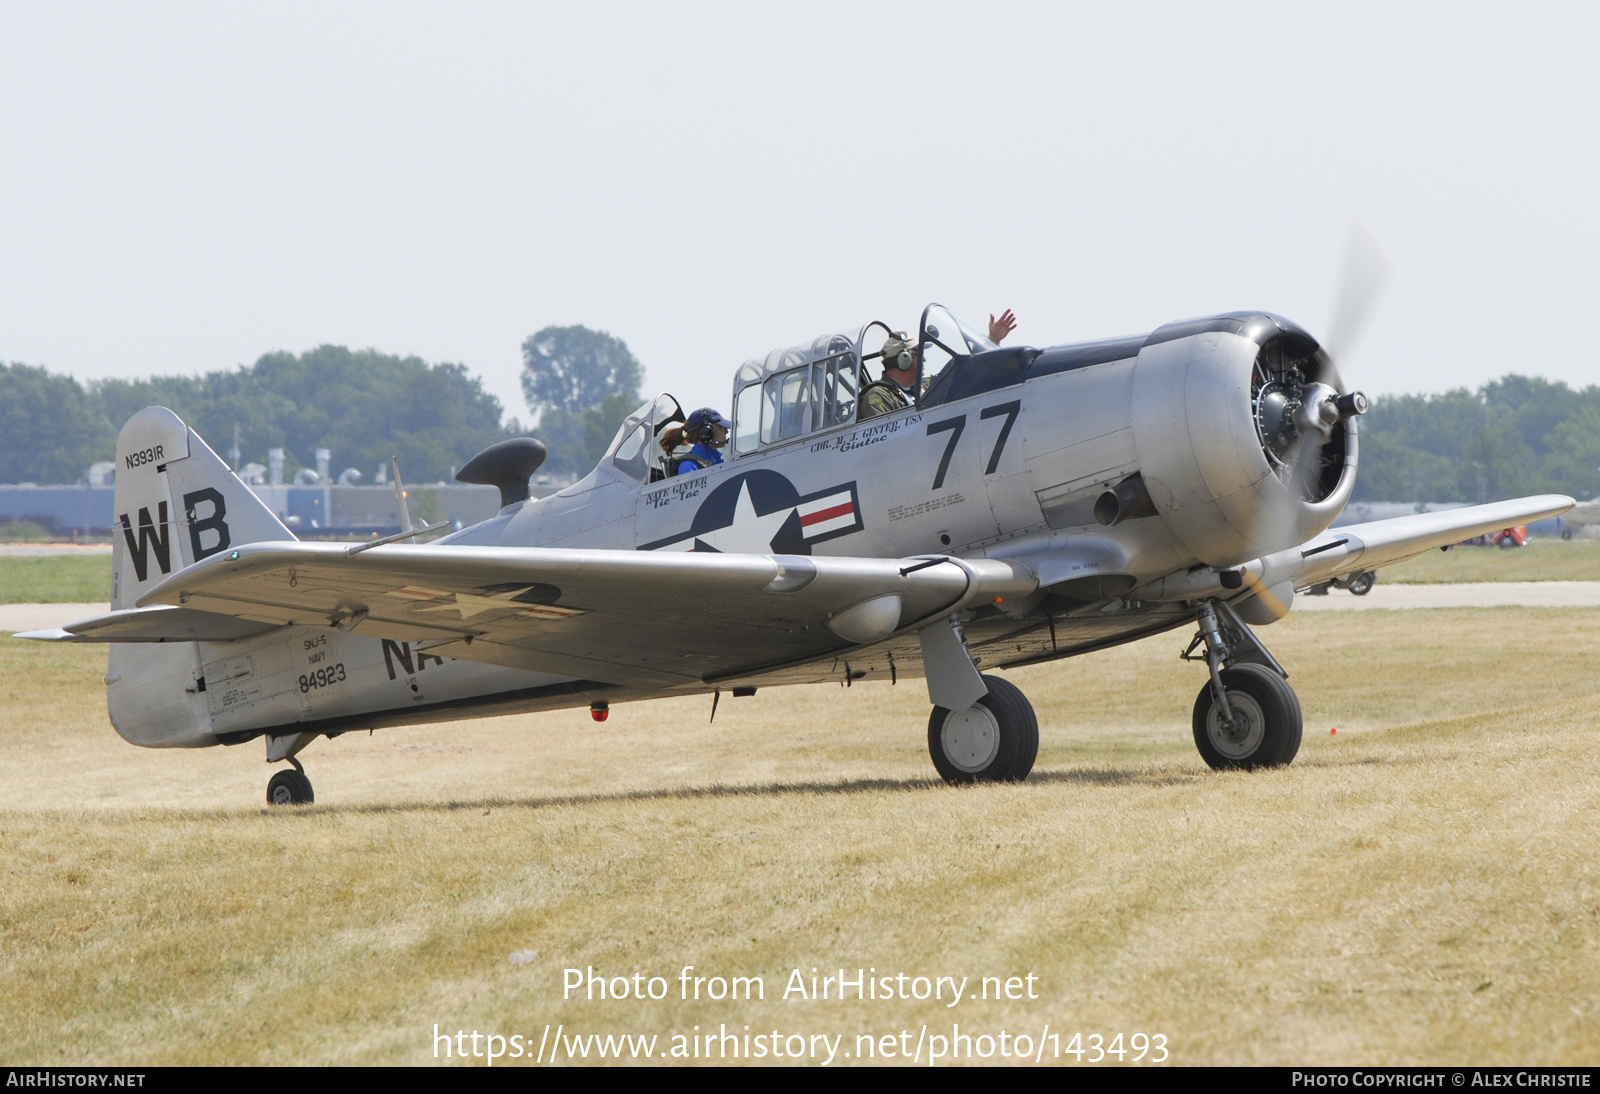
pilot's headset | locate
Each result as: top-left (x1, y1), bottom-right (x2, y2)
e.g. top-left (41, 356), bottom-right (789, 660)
top-left (881, 332), bottom-right (915, 373)
top-left (685, 407), bottom-right (731, 448)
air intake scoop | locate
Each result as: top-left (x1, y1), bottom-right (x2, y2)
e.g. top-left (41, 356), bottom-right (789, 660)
top-left (455, 437), bottom-right (548, 508)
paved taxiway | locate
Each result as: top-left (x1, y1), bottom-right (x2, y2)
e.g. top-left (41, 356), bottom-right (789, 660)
top-left (0, 544), bottom-right (112, 556)
top-left (1291, 581), bottom-right (1600, 610)
top-left (5, 583), bottom-right (1600, 636)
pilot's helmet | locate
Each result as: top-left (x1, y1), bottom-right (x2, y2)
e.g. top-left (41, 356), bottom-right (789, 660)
top-left (881, 332), bottom-right (914, 372)
top-left (685, 407), bottom-right (731, 446)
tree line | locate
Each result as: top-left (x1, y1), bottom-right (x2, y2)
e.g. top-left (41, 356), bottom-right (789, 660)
top-left (5, 329), bottom-right (1595, 506)
top-left (1351, 375), bottom-right (1600, 504)
top-left (0, 326), bottom-right (645, 484)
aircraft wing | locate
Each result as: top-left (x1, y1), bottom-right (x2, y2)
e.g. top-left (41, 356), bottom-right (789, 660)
top-left (1273, 494), bottom-right (1575, 591)
top-left (101, 541), bottom-right (1034, 688)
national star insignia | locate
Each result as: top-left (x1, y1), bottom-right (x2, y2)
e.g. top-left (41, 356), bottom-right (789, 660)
top-left (392, 585), bottom-right (583, 620)
top-left (681, 479), bottom-right (795, 554)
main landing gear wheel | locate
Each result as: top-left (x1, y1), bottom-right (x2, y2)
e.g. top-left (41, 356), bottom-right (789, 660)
top-left (1192, 664), bottom-right (1303, 771)
top-left (267, 768), bottom-right (314, 805)
top-left (1347, 571), bottom-right (1375, 596)
top-left (928, 674), bottom-right (1039, 784)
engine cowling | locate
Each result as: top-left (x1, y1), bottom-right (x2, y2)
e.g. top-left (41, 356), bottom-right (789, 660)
top-left (1129, 313), bottom-right (1359, 568)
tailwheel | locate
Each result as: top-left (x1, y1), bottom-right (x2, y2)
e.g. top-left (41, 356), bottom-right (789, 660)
top-left (928, 674), bottom-right (1039, 784)
top-left (267, 763), bottom-right (315, 805)
top-left (1192, 663), bottom-right (1303, 771)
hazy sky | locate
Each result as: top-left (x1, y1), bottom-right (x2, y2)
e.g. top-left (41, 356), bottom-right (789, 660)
top-left (2, 2), bottom-right (1596, 428)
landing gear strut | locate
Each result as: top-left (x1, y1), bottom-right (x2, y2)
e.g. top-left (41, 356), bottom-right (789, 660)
top-left (267, 756), bottom-right (315, 805)
top-left (928, 673), bottom-right (1039, 784)
top-left (1182, 600), bottom-right (1302, 770)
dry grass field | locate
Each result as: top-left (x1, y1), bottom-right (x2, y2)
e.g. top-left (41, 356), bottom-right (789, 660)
top-left (4, 605), bottom-right (1600, 1067)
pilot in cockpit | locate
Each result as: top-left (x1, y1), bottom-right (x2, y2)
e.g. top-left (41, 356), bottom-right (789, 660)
top-left (859, 310), bottom-right (1017, 421)
top-left (858, 331), bottom-right (918, 420)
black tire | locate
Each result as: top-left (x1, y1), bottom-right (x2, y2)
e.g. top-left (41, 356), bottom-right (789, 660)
top-left (1498, 534), bottom-right (1516, 549)
top-left (927, 674), bottom-right (1039, 784)
top-left (1191, 664), bottom-right (1302, 771)
top-left (267, 769), bottom-right (314, 805)
top-left (1347, 571), bottom-right (1375, 596)
top-left (1562, 528), bottom-right (1573, 541)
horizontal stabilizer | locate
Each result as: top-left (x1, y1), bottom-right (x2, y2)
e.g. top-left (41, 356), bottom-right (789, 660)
top-left (15, 604), bottom-right (285, 644)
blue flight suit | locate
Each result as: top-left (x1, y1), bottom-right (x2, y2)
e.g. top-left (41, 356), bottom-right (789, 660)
top-left (676, 443), bottom-right (724, 476)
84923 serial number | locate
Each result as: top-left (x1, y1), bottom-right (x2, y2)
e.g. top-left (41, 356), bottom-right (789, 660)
top-left (299, 664), bottom-right (347, 693)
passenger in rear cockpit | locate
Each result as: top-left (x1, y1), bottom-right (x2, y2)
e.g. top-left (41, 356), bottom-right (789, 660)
top-left (672, 407), bottom-right (730, 475)
top-left (659, 424), bottom-right (691, 471)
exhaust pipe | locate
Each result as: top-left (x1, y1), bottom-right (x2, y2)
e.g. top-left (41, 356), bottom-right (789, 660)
top-left (1095, 472), bottom-right (1159, 527)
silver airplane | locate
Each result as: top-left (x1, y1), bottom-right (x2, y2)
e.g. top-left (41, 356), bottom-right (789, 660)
top-left (18, 304), bottom-right (1572, 804)
top-left (1560, 495), bottom-right (1600, 538)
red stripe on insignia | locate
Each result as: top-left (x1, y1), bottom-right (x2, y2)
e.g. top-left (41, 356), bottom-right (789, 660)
top-left (801, 501), bottom-right (853, 526)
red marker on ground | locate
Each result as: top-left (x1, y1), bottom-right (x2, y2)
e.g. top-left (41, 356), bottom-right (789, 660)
top-left (1330, 727), bottom-right (1338, 735)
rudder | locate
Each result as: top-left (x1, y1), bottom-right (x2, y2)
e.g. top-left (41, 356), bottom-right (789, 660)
top-left (110, 407), bottom-right (294, 609)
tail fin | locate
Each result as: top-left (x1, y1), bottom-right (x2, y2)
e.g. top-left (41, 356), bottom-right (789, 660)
top-left (110, 407), bottom-right (294, 609)
top-left (107, 408), bottom-right (296, 748)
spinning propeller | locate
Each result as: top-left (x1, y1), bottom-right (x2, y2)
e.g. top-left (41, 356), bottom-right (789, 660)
top-left (1231, 225), bottom-right (1392, 619)
top-left (1254, 223), bottom-right (1390, 507)
top-left (1323, 221), bottom-right (1394, 387)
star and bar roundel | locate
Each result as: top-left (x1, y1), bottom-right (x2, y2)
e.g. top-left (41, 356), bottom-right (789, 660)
top-left (640, 470), bottom-right (863, 555)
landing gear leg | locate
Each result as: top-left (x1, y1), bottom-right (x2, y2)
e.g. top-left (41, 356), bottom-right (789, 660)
top-left (1181, 600), bottom-right (1302, 770)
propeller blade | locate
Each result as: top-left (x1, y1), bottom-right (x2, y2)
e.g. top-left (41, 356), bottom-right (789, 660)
top-left (1323, 221), bottom-right (1392, 382)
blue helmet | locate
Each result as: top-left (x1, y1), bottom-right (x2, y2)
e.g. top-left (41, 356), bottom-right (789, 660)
top-left (685, 407), bottom-right (731, 445)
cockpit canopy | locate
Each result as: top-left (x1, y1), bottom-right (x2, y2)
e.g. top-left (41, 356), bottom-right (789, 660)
top-left (727, 305), bottom-right (997, 457)
top-left (730, 332), bottom-right (859, 456)
top-left (601, 393), bottom-right (686, 483)
top-left (598, 305), bottom-right (998, 481)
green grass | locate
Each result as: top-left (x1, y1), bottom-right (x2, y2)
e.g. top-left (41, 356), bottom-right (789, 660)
top-left (0, 519), bottom-right (52, 541)
top-left (0, 556), bottom-right (110, 604)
